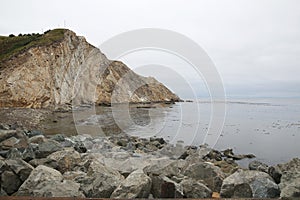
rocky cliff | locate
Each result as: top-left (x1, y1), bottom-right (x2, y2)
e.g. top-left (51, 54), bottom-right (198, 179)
top-left (0, 29), bottom-right (180, 108)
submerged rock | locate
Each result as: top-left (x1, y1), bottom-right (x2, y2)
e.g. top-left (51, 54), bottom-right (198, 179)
top-left (220, 169), bottom-right (280, 198)
top-left (223, 148), bottom-right (255, 160)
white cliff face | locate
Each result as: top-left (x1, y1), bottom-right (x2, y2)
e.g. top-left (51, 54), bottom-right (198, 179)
top-left (0, 29), bottom-right (180, 109)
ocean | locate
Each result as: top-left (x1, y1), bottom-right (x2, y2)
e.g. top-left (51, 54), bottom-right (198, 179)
top-left (43, 98), bottom-right (300, 166)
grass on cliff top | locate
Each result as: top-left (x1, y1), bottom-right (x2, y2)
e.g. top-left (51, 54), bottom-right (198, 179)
top-left (0, 29), bottom-right (66, 62)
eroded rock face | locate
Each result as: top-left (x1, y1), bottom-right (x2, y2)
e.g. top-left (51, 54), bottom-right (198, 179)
top-left (0, 29), bottom-right (180, 108)
top-left (220, 169), bottom-right (280, 198)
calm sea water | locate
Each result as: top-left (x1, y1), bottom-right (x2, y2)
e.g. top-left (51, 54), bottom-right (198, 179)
top-left (43, 98), bottom-right (300, 165)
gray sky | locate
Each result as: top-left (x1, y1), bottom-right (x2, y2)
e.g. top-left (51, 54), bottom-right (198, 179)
top-left (1, 0), bottom-right (300, 98)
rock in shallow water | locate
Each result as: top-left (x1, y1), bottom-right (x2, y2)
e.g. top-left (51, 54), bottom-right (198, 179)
top-left (220, 169), bottom-right (280, 198)
top-left (111, 169), bottom-right (151, 198)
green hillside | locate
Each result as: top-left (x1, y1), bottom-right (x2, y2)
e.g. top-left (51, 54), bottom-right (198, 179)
top-left (0, 29), bottom-right (66, 62)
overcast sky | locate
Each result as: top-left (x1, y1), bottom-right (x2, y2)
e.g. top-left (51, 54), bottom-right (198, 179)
top-left (1, 0), bottom-right (300, 98)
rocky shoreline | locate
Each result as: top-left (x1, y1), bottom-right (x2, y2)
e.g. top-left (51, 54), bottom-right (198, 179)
top-left (0, 124), bottom-right (299, 198)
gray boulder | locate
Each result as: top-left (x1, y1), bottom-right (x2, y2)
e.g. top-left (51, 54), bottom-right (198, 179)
top-left (220, 169), bottom-right (280, 198)
top-left (47, 147), bottom-right (81, 173)
top-left (144, 159), bottom-right (186, 177)
top-left (111, 170), bottom-right (151, 198)
top-left (150, 174), bottom-right (183, 198)
top-left (22, 145), bottom-right (36, 162)
top-left (30, 179), bottom-right (85, 197)
top-left (35, 139), bottom-right (62, 158)
top-left (183, 162), bottom-right (225, 192)
top-left (248, 160), bottom-right (268, 173)
top-left (77, 160), bottom-right (124, 198)
top-left (5, 159), bottom-right (34, 182)
top-left (278, 158), bottom-right (300, 198)
top-left (180, 178), bottom-right (212, 198)
top-left (1, 170), bottom-right (22, 195)
top-left (28, 135), bottom-right (47, 144)
top-left (6, 148), bottom-right (23, 159)
top-left (0, 130), bottom-right (17, 143)
top-left (16, 165), bottom-right (63, 196)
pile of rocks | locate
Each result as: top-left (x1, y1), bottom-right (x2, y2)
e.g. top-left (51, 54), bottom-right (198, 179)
top-left (0, 124), bottom-right (299, 198)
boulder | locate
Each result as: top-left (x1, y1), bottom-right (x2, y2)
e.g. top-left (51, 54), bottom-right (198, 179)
top-left (74, 141), bottom-right (87, 153)
top-left (30, 180), bottom-right (85, 197)
top-left (213, 160), bottom-right (239, 177)
top-left (0, 130), bottom-right (17, 143)
top-left (111, 170), bottom-right (151, 198)
top-left (28, 158), bottom-right (58, 169)
top-left (63, 170), bottom-right (87, 181)
top-left (0, 137), bottom-right (19, 150)
top-left (50, 134), bottom-right (65, 142)
top-left (144, 159), bottom-right (186, 178)
top-left (6, 148), bottom-right (23, 159)
top-left (28, 135), bottom-right (47, 144)
top-left (183, 162), bottom-right (225, 192)
top-left (1, 170), bottom-right (22, 195)
top-left (248, 160), bottom-right (268, 173)
top-left (220, 169), bottom-right (280, 198)
top-left (76, 160), bottom-right (124, 198)
top-left (25, 130), bottom-right (43, 138)
top-left (22, 145), bottom-right (36, 161)
top-left (35, 139), bottom-right (63, 158)
top-left (47, 147), bottom-right (81, 173)
top-left (278, 158), bottom-right (300, 198)
top-left (16, 165), bottom-right (63, 196)
top-left (180, 178), bottom-right (212, 198)
top-left (150, 174), bottom-right (183, 198)
top-left (268, 165), bottom-right (282, 184)
top-left (204, 149), bottom-right (223, 161)
top-left (5, 159), bottom-right (34, 181)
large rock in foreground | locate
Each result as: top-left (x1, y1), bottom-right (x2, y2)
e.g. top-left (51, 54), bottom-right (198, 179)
top-left (220, 169), bottom-right (280, 198)
top-left (111, 170), bottom-right (151, 198)
top-left (277, 158), bottom-right (300, 198)
top-left (0, 29), bottom-right (180, 108)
